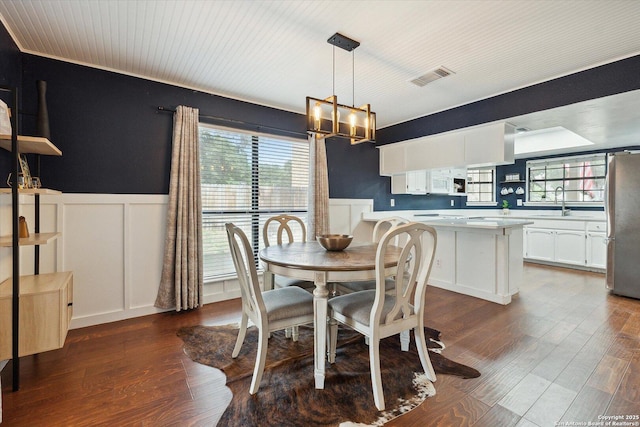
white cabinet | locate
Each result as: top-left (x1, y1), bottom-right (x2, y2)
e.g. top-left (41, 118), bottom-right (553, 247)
top-left (523, 218), bottom-right (606, 270)
top-left (525, 228), bottom-right (586, 266)
top-left (586, 232), bottom-right (607, 269)
top-left (390, 170), bottom-right (450, 195)
top-left (407, 170), bottom-right (429, 194)
top-left (390, 174), bottom-right (406, 195)
top-left (555, 230), bottom-right (586, 266)
top-left (426, 224), bottom-right (524, 305)
top-left (379, 143), bottom-right (406, 176)
top-left (586, 222), bottom-right (607, 269)
top-left (404, 132), bottom-right (465, 171)
top-left (525, 228), bottom-right (555, 261)
top-left (391, 171), bottom-right (428, 194)
top-left (379, 121), bottom-right (515, 176)
top-left (463, 122), bottom-right (515, 167)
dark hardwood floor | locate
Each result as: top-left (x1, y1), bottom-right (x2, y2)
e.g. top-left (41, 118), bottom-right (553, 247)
top-left (1, 263), bottom-right (639, 426)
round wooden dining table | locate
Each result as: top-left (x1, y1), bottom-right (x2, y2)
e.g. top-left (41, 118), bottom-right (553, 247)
top-left (259, 241), bottom-right (402, 389)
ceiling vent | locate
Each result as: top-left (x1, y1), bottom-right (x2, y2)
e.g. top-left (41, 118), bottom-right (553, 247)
top-left (409, 66), bottom-right (454, 87)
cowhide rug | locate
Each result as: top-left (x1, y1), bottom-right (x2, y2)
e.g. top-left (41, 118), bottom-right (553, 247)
top-left (177, 324), bottom-right (479, 426)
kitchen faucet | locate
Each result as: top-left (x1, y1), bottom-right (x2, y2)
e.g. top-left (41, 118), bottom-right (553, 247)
top-left (554, 186), bottom-right (571, 216)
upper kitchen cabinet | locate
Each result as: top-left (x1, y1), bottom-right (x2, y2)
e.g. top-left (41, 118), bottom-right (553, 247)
top-left (404, 131), bottom-right (465, 171)
top-left (463, 122), bottom-right (515, 167)
top-left (379, 142), bottom-right (406, 175)
top-left (379, 121), bottom-right (515, 175)
top-left (379, 130), bottom-right (465, 176)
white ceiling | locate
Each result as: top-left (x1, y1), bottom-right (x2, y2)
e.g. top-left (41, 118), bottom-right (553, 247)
top-left (1, 0), bottom-right (640, 153)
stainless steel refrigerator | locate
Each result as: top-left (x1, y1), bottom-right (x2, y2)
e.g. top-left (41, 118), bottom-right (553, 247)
top-left (606, 152), bottom-right (640, 299)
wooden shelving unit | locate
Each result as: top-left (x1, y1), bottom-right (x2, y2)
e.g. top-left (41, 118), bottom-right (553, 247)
top-left (0, 272), bottom-right (73, 360)
top-left (0, 85), bottom-right (70, 391)
top-left (0, 188), bottom-right (62, 195)
top-left (0, 134), bottom-right (62, 156)
top-left (0, 232), bottom-right (60, 247)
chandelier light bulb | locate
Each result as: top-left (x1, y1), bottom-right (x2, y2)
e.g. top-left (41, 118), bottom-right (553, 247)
top-left (349, 111), bottom-right (357, 136)
top-left (313, 103), bottom-right (322, 130)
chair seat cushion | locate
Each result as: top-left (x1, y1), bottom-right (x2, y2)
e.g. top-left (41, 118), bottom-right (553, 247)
top-left (263, 286), bottom-right (314, 322)
top-left (338, 278), bottom-right (395, 293)
top-left (328, 290), bottom-right (414, 326)
top-left (275, 275), bottom-right (315, 290)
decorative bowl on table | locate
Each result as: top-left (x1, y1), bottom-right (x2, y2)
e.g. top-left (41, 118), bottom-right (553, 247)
top-left (317, 234), bottom-right (353, 251)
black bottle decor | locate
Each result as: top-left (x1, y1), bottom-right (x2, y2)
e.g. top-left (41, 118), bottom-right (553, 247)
top-left (36, 80), bottom-right (51, 139)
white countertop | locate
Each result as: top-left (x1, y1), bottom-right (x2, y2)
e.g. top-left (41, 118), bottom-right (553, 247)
top-left (487, 212), bottom-right (605, 222)
top-left (415, 217), bottom-right (533, 229)
top-left (363, 208), bottom-right (605, 222)
top-left (361, 208), bottom-right (606, 230)
top-left (362, 211), bottom-right (532, 230)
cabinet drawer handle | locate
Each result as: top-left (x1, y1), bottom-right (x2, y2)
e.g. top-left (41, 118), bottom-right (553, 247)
top-left (67, 302), bottom-right (73, 307)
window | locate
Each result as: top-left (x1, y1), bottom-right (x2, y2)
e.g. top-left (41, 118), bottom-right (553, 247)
top-left (526, 154), bottom-right (606, 205)
top-left (199, 125), bottom-right (309, 281)
top-left (466, 167), bottom-right (496, 204)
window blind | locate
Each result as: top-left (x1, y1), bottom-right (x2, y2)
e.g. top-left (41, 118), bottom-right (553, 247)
top-left (199, 125), bottom-right (309, 281)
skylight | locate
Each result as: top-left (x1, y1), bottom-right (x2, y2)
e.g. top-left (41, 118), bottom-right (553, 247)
top-left (514, 126), bottom-right (594, 156)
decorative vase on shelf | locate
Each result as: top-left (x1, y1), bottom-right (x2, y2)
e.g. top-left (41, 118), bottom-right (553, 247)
top-left (36, 80), bottom-right (51, 140)
top-left (19, 216), bottom-right (29, 238)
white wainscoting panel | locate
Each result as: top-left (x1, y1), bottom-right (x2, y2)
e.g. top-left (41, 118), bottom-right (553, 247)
top-left (328, 198), bottom-right (374, 242)
top-left (62, 198), bottom-right (126, 322)
top-left (128, 202), bottom-right (166, 310)
top-left (0, 195), bottom-right (376, 330)
top-left (62, 194), bottom-right (244, 328)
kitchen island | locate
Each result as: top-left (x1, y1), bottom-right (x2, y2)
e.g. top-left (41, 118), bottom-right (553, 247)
top-left (362, 213), bottom-right (532, 304)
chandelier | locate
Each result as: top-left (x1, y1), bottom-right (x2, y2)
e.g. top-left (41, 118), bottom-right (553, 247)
top-left (306, 33), bottom-right (376, 145)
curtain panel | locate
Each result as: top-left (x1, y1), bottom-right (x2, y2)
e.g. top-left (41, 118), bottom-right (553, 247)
top-left (155, 105), bottom-right (204, 311)
top-left (308, 134), bottom-right (329, 239)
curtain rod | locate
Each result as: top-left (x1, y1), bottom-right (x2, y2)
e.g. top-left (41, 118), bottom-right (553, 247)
top-left (156, 106), bottom-right (307, 138)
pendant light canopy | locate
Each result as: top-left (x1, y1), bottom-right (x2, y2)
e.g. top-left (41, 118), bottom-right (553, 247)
top-left (306, 33), bottom-right (376, 145)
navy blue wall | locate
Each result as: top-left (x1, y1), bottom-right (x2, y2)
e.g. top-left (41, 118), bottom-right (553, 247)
top-left (17, 55), bottom-right (306, 194)
top-left (0, 22), bottom-right (20, 90)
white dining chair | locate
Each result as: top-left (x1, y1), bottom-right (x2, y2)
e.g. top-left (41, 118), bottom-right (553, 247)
top-left (225, 222), bottom-right (315, 394)
top-left (327, 222), bottom-right (438, 411)
top-left (336, 216), bottom-right (410, 294)
top-left (263, 214), bottom-right (315, 291)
